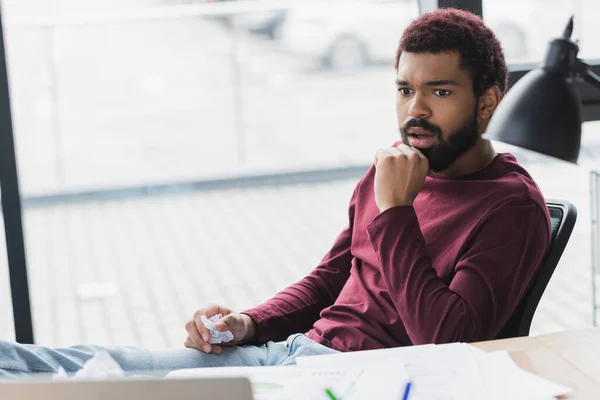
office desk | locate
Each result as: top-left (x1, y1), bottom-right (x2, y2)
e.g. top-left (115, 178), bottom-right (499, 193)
top-left (473, 328), bottom-right (600, 399)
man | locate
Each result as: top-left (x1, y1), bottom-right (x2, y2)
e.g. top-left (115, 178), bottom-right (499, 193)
top-left (0, 8), bottom-right (550, 376)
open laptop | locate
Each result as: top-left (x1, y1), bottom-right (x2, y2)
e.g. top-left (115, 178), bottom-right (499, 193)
top-left (0, 376), bottom-right (253, 400)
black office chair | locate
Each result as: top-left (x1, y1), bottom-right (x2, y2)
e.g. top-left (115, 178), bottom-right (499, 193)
top-left (496, 199), bottom-right (577, 339)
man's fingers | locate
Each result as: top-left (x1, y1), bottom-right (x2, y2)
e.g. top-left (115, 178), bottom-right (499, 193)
top-left (202, 344), bottom-right (222, 354)
top-left (215, 321), bottom-right (228, 332)
top-left (375, 149), bottom-right (392, 166)
top-left (194, 317), bottom-right (211, 343)
top-left (216, 314), bottom-right (239, 332)
top-left (397, 143), bottom-right (428, 160)
top-left (193, 311), bottom-right (211, 342)
top-left (376, 145), bottom-right (415, 166)
top-left (184, 336), bottom-right (196, 349)
top-left (185, 305), bottom-right (236, 352)
top-left (185, 319), bottom-right (206, 348)
top-left (184, 336), bottom-right (212, 354)
top-left (184, 336), bottom-right (223, 355)
top-left (206, 305), bottom-right (233, 320)
top-left (386, 146), bottom-right (403, 157)
top-left (395, 143), bottom-right (418, 158)
top-left (411, 147), bottom-right (428, 160)
top-left (191, 305), bottom-right (233, 341)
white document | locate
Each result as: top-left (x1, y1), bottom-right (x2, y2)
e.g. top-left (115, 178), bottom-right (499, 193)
top-left (297, 342), bottom-right (572, 400)
top-left (297, 342), bottom-right (473, 400)
top-left (296, 346), bottom-right (413, 400)
top-left (474, 350), bottom-right (572, 400)
top-left (167, 366), bottom-right (363, 400)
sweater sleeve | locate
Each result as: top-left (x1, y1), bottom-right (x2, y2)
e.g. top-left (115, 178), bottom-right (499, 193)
top-left (366, 198), bottom-right (550, 345)
top-left (241, 184), bottom-right (359, 344)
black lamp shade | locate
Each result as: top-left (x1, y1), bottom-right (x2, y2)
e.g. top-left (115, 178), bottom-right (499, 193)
top-left (486, 68), bottom-right (582, 163)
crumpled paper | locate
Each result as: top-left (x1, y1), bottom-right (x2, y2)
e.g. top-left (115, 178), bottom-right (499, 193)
top-left (201, 313), bottom-right (234, 344)
top-left (53, 351), bottom-right (124, 380)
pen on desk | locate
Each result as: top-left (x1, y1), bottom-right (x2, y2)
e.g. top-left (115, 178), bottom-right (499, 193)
top-left (324, 387), bottom-right (339, 400)
top-left (401, 381), bottom-right (412, 400)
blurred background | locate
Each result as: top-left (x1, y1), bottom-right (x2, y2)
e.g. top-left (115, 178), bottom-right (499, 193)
top-left (0, 0), bottom-right (599, 348)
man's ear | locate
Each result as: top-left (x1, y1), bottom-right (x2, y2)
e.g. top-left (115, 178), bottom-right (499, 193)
top-left (478, 85), bottom-right (501, 120)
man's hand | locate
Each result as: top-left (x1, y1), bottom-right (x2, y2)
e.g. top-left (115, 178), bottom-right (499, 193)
top-left (374, 143), bottom-right (429, 212)
top-left (184, 305), bottom-right (257, 355)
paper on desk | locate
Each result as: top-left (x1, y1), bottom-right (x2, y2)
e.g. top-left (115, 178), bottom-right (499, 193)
top-left (298, 342), bottom-right (479, 399)
top-left (398, 344), bottom-right (571, 400)
top-left (402, 343), bottom-right (483, 400)
top-left (296, 347), bottom-right (412, 400)
top-left (297, 342), bottom-right (572, 400)
top-left (475, 350), bottom-right (571, 400)
top-left (167, 366), bottom-right (363, 400)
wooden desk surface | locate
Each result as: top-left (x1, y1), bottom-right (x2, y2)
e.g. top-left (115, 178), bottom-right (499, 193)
top-left (473, 328), bottom-right (600, 400)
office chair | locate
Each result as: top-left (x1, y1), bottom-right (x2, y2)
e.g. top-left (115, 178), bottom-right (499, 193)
top-left (496, 199), bottom-right (577, 339)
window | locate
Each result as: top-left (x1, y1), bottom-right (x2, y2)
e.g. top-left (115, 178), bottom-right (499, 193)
top-left (0, 0), bottom-right (419, 346)
top-left (483, 0), bottom-right (578, 64)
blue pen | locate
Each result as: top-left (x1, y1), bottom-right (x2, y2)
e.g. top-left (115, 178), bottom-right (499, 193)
top-left (401, 381), bottom-right (412, 400)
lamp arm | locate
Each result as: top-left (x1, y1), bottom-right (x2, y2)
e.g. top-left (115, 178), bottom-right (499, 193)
top-left (574, 58), bottom-right (600, 90)
top-left (584, 68), bottom-right (600, 90)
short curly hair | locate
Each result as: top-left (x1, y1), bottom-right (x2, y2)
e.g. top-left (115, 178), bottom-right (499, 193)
top-left (395, 8), bottom-right (508, 98)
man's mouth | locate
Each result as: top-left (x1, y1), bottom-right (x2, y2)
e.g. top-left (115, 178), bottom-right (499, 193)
top-left (406, 128), bottom-right (438, 148)
top-left (408, 127), bottom-right (435, 136)
top-left (407, 128), bottom-right (435, 138)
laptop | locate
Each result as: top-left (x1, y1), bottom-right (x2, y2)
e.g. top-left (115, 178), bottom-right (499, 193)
top-left (0, 376), bottom-right (253, 400)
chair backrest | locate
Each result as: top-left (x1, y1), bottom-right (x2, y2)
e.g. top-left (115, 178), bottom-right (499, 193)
top-left (496, 199), bottom-right (577, 339)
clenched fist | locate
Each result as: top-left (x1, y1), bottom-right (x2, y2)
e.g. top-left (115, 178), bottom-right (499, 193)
top-left (184, 305), bottom-right (257, 355)
top-left (374, 143), bottom-right (429, 213)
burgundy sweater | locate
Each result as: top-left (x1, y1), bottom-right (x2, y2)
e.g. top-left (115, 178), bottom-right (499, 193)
top-left (242, 153), bottom-right (551, 351)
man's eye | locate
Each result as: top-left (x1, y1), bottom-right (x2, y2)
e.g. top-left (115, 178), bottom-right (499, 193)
top-left (398, 88), bottom-right (412, 95)
top-left (435, 89), bottom-right (450, 97)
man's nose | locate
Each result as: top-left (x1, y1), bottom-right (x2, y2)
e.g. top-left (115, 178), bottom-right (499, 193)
top-left (407, 93), bottom-right (431, 119)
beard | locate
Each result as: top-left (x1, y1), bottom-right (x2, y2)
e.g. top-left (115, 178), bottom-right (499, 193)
top-left (400, 108), bottom-right (480, 173)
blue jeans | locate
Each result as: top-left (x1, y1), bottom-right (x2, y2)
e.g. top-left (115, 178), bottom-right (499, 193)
top-left (0, 334), bottom-right (338, 378)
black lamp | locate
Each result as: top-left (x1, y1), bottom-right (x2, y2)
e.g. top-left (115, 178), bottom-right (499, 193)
top-left (486, 17), bottom-right (600, 163)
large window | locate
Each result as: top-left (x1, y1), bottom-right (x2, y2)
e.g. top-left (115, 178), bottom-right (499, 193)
top-left (577, 0), bottom-right (600, 60)
top-left (0, 0), bottom-right (597, 346)
top-left (483, 0), bottom-right (600, 65)
top-left (0, 0), bottom-right (423, 346)
top-left (2, 0), bottom-right (421, 197)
